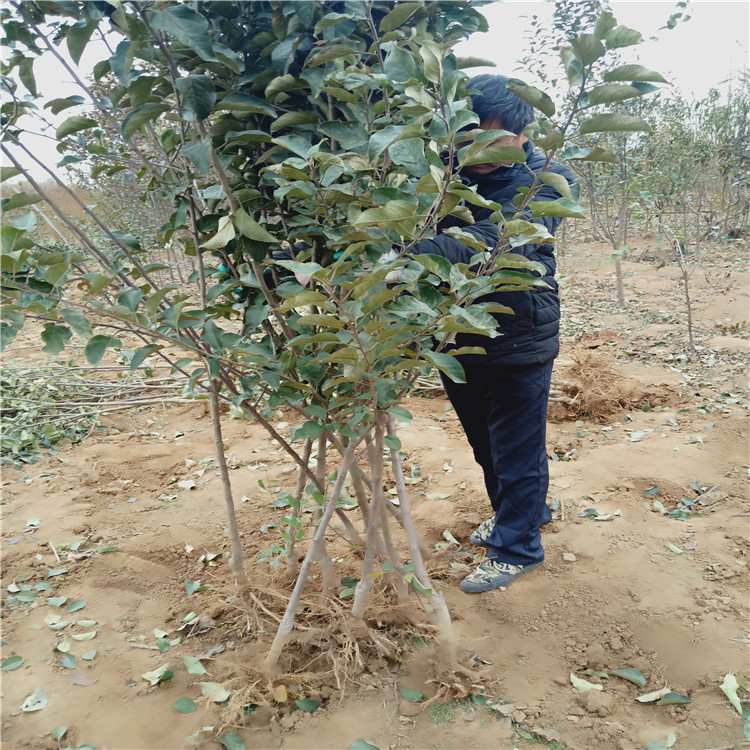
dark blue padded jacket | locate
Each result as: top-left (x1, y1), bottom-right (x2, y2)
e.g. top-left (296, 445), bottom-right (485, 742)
top-left (411, 140), bottom-right (575, 366)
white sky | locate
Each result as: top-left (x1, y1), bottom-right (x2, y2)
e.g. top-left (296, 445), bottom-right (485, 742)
top-left (455, 0), bottom-right (750, 100)
top-left (4, 0), bottom-right (749, 185)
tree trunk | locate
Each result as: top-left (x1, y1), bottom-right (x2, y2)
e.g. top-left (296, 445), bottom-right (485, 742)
top-left (263, 439), bottom-right (360, 672)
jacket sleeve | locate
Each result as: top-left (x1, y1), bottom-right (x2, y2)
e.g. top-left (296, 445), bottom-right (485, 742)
top-left (410, 172), bottom-right (572, 265)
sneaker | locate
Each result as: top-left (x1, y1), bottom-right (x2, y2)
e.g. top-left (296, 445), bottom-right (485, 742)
top-left (460, 558), bottom-right (543, 593)
top-left (469, 517), bottom-right (495, 547)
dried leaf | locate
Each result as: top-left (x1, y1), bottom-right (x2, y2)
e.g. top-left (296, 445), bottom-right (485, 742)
top-left (720, 673), bottom-right (744, 716)
top-left (20, 686), bottom-right (48, 711)
top-left (636, 686), bottom-right (671, 703)
top-left (570, 673), bottom-right (603, 691)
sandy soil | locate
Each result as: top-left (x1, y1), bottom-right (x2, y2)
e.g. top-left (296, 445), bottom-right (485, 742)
top-left (1, 236), bottom-right (748, 750)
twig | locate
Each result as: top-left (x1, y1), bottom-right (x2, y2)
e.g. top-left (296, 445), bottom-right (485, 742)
top-left (128, 644), bottom-right (159, 651)
top-left (48, 542), bottom-right (61, 564)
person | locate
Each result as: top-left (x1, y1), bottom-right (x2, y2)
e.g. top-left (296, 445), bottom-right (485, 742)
top-left (408, 74), bottom-right (575, 593)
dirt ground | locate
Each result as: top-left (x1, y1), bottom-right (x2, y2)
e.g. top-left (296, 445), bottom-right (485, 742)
top-left (1, 235), bottom-right (749, 750)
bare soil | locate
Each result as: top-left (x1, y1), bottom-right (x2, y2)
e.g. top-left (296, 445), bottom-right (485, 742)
top-left (2, 236), bottom-right (749, 750)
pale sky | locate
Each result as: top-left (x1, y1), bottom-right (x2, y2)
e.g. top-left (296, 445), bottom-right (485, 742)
top-left (455, 0), bottom-right (749, 100)
top-left (5, 0), bottom-right (749, 184)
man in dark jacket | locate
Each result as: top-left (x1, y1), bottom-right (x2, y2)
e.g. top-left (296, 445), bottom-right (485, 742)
top-left (410, 74), bottom-right (575, 593)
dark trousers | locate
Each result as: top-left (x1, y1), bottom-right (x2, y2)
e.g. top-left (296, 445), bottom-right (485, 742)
top-left (441, 359), bottom-right (554, 565)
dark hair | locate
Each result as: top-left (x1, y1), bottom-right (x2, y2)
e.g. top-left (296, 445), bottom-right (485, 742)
top-left (468, 74), bottom-right (534, 134)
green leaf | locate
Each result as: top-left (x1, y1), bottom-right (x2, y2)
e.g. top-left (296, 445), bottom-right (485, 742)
top-left (235, 209), bottom-right (276, 243)
top-left (383, 45), bottom-right (417, 83)
top-left (507, 81), bottom-right (555, 117)
top-left (61, 308), bottom-right (93, 338)
top-left (384, 435), bottom-right (401, 451)
top-left (41, 324), bottom-right (72, 355)
top-left (307, 45), bottom-right (356, 68)
top-left (656, 692), bottom-right (691, 705)
top-left (201, 216), bottom-right (235, 251)
top-left (174, 697), bottom-right (197, 714)
top-left (142, 664), bottom-right (173, 686)
top-left (200, 682), bottom-right (232, 703)
top-left (56, 116), bottom-right (98, 140)
top-left (529, 198), bottom-right (586, 219)
top-left (1, 655), bottom-right (23, 671)
top-left (66, 599), bottom-right (86, 613)
top-left (455, 56), bottom-right (497, 69)
top-left (175, 74), bottom-right (216, 121)
top-left (295, 698), bottom-right (321, 713)
top-left (50, 727), bottom-right (67, 741)
top-left (149, 4), bottom-right (216, 62)
top-left (610, 668), bottom-right (646, 687)
top-left (109, 39), bottom-right (133, 84)
top-left (588, 83), bottom-right (646, 105)
top-left (319, 121), bottom-right (368, 151)
top-left (67, 18), bottom-right (99, 64)
top-left (60, 654), bottom-right (77, 669)
top-left (379, 2), bottom-right (421, 32)
top-left (579, 113), bottom-right (651, 134)
top-left (354, 201), bottom-right (420, 228)
top-left (399, 687), bottom-right (423, 703)
top-left (48, 597), bottom-right (67, 607)
top-left (216, 93), bottom-right (276, 116)
top-left (183, 656), bottom-right (207, 675)
top-left (181, 140), bottom-right (212, 176)
top-left (217, 732), bottom-right (246, 750)
top-left (270, 111), bottom-right (319, 132)
top-left (420, 40), bottom-right (443, 85)
top-left (602, 64), bottom-right (668, 84)
top-left (270, 135), bottom-right (312, 159)
top-left (569, 34), bottom-right (606, 65)
top-left (593, 10), bottom-right (617, 39)
top-left (81, 650), bottom-right (96, 661)
top-left (643, 486), bottom-right (660, 495)
top-left (84, 336), bottom-right (122, 366)
top-left (2, 191), bottom-right (42, 212)
top-left (539, 171), bottom-right (571, 199)
top-left (605, 25), bottom-right (642, 49)
top-left (18, 57), bottom-right (37, 96)
top-left (122, 103), bottom-right (169, 140)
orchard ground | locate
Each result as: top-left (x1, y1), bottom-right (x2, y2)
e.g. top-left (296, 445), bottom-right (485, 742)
top-left (1, 234), bottom-right (748, 750)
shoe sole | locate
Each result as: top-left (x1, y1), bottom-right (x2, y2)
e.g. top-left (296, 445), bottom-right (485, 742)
top-left (460, 559), bottom-right (544, 593)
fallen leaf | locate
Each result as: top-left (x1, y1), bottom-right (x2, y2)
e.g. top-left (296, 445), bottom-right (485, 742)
top-left (142, 664), bottom-right (173, 686)
top-left (570, 673), bottom-right (603, 692)
top-left (20, 686), bottom-right (48, 711)
top-left (1, 655), bottom-right (23, 671)
top-left (174, 697), bottom-right (197, 714)
top-left (637, 686), bottom-right (671, 703)
top-left (200, 682), bottom-right (231, 703)
top-left (68, 671), bottom-right (97, 686)
top-left (656, 692), bottom-right (691, 705)
top-left (720, 673), bottom-right (744, 716)
top-left (610, 668), bottom-right (646, 687)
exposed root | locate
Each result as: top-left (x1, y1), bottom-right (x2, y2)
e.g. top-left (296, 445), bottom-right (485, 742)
top-left (550, 346), bottom-right (672, 421)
